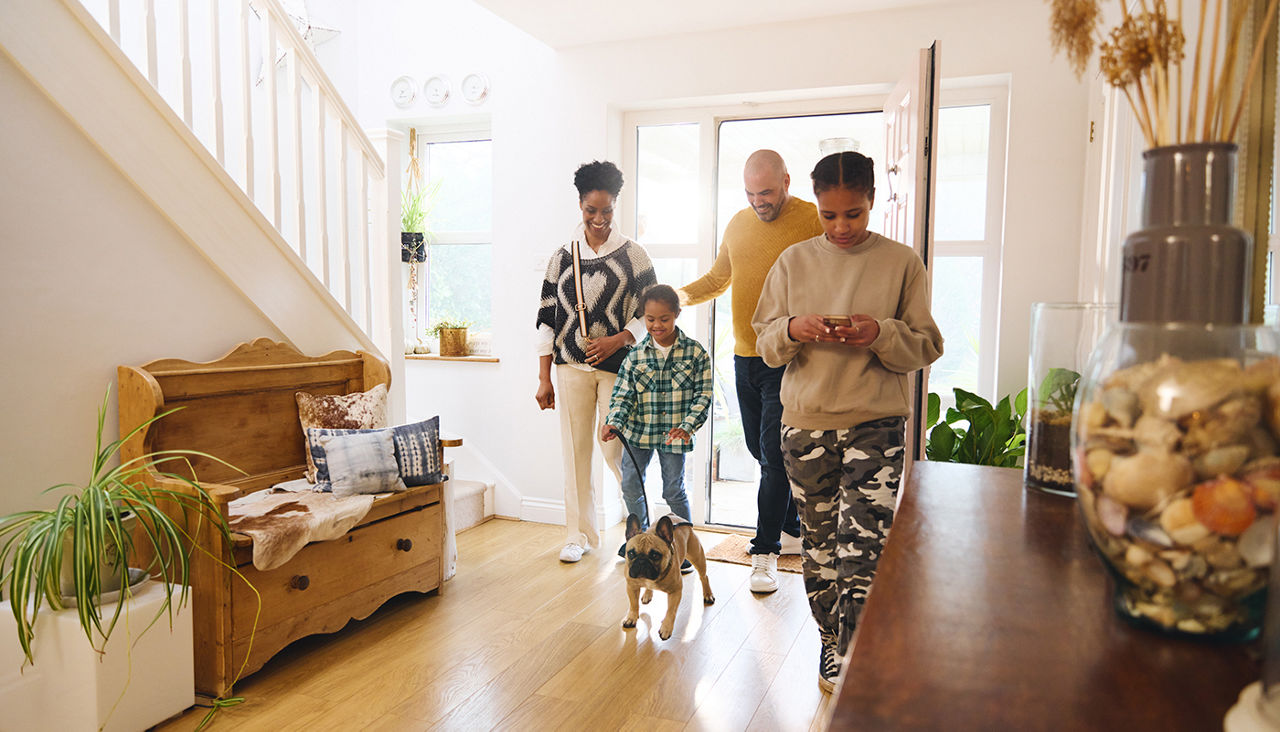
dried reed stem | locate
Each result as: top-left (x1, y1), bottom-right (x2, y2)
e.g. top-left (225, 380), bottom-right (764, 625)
top-left (1188, 0), bottom-right (1210, 140)
top-left (1176, 0), bottom-right (1185, 141)
top-left (1203, 0), bottom-right (1225, 140)
top-left (1211, 0), bottom-right (1248, 139)
top-left (1134, 75), bottom-right (1159, 146)
top-left (1227, 0), bottom-right (1280, 139)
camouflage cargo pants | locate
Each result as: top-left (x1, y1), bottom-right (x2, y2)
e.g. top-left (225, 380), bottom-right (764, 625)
top-left (781, 416), bottom-right (906, 655)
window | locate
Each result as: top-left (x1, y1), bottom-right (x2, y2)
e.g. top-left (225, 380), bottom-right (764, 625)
top-left (407, 132), bottom-right (492, 347)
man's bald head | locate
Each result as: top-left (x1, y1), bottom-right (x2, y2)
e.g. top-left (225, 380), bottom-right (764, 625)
top-left (744, 150), bottom-right (791, 222)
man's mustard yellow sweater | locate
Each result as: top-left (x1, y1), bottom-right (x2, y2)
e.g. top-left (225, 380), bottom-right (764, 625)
top-left (680, 196), bottom-right (823, 357)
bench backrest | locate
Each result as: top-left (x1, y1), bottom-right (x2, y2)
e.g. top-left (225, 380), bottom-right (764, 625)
top-left (118, 339), bottom-right (390, 495)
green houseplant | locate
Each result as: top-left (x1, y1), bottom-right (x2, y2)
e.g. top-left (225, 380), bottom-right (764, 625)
top-left (925, 387), bottom-right (1029, 468)
top-left (0, 387), bottom-right (238, 665)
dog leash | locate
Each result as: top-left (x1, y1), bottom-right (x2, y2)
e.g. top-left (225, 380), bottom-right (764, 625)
top-left (614, 431), bottom-right (649, 517)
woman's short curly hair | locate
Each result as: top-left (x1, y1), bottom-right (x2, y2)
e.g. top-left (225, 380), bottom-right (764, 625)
top-left (811, 152), bottom-right (875, 199)
top-left (574, 160), bottom-right (624, 199)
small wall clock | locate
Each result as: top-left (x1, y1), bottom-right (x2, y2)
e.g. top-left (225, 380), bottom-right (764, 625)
top-left (390, 75), bottom-right (417, 108)
top-left (461, 73), bottom-right (490, 105)
top-left (424, 76), bottom-right (451, 107)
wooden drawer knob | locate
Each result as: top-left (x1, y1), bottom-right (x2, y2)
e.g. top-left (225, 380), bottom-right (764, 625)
top-left (396, 538), bottom-right (413, 552)
top-left (290, 575), bottom-right (310, 591)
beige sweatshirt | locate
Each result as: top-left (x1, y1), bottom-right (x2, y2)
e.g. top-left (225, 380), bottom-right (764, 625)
top-left (752, 232), bottom-right (944, 431)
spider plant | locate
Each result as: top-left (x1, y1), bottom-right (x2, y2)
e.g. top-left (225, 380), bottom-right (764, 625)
top-left (0, 387), bottom-right (239, 665)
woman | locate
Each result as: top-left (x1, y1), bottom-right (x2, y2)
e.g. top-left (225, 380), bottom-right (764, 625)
top-left (535, 160), bottom-right (656, 563)
top-left (752, 151), bottom-right (943, 693)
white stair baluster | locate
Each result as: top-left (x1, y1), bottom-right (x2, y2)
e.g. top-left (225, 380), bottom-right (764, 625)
top-left (178, 0), bottom-right (192, 125)
top-left (145, 0), bottom-right (157, 85)
top-left (340, 124), bottom-right (351, 312)
top-left (315, 93), bottom-right (329, 288)
top-left (263, 12), bottom-right (280, 230)
top-left (239, 0), bottom-right (253, 199)
top-left (289, 47), bottom-right (304, 258)
top-left (211, 0), bottom-right (224, 165)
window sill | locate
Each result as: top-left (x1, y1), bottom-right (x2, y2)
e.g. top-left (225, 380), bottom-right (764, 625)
top-left (406, 354), bottom-right (500, 363)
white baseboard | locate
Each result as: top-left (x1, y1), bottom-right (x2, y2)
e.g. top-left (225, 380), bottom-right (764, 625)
top-left (520, 493), bottom-right (626, 528)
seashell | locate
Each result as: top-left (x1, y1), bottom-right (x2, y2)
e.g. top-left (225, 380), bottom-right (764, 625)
top-left (1082, 400), bottom-right (1108, 430)
top-left (1096, 495), bottom-right (1128, 536)
top-left (1133, 416), bottom-right (1182, 452)
top-left (1242, 461), bottom-right (1280, 511)
top-left (1192, 444), bottom-right (1251, 481)
top-left (1201, 540), bottom-right (1245, 570)
top-left (1236, 515), bottom-right (1276, 568)
top-left (1248, 427), bottom-right (1279, 461)
top-left (1176, 618), bottom-right (1208, 633)
top-left (1183, 396), bottom-right (1263, 454)
top-left (1160, 498), bottom-right (1212, 546)
top-left (1085, 449), bottom-right (1114, 482)
top-left (1268, 380), bottom-right (1280, 441)
top-left (1138, 359), bottom-right (1244, 421)
top-left (1103, 450), bottom-right (1194, 510)
top-left (1191, 477), bottom-right (1257, 536)
top-left (1146, 560), bottom-right (1177, 587)
top-left (1125, 544), bottom-right (1154, 566)
top-left (1101, 387), bottom-right (1139, 428)
top-left (1127, 517), bottom-right (1174, 548)
top-left (1106, 356), bottom-right (1176, 393)
top-left (1242, 358), bottom-right (1280, 394)
top-left (1208, 568), bottom-right (1264, 595)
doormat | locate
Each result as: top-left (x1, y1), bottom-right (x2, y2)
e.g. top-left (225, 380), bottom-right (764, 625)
top-left (704, 534), bottom-right (802, 574)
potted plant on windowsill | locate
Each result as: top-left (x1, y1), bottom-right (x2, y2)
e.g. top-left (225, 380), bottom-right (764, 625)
top-left (431, 319), bottom-right (471, 357)
top-left (0, 387), bottom-right (241, 729)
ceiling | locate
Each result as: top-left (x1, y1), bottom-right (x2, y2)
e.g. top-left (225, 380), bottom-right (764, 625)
top-left (473, 0), bottom-right (960, 49)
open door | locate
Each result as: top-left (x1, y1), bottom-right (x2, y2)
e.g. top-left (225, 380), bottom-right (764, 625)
top-left (883, 42), bottom-right (940, 464)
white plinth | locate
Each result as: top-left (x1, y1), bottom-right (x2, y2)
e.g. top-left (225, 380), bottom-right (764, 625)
top-left (0, 580), bottom-right (194, 731)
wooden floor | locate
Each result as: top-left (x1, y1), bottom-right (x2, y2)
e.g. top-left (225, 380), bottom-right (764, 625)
top-left (157, 519), bottom-right (833, 731)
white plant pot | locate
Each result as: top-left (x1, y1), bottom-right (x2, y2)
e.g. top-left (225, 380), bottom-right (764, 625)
top-left (0, 580), bottom-right (194, 731)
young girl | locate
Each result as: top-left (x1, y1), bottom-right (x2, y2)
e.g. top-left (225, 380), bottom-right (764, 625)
top-left (601, 285), bottom-right (712, 562)
top-left (752, 152), bottom-right (943, 693)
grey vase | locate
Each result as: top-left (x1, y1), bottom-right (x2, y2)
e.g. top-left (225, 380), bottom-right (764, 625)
top-left (1119, 142), bottom-right (1252, 325)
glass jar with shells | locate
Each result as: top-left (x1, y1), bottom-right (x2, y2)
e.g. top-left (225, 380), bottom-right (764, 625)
top-left (1074, 323), bottom-right (1280, 639)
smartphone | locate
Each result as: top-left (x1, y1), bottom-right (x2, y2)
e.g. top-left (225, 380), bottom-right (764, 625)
top-left (822, 315), bottom-right (853, 328)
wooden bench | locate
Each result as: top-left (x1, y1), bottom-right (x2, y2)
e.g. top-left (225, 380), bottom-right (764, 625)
top-left (118, 338), bottom-right (452, 697)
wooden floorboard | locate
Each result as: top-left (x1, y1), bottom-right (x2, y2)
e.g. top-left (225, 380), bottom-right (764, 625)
top-left (156, 519), bottom-right (828, 731)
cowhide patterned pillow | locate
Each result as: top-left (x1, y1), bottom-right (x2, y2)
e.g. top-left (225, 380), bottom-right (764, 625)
top-left (296, 383), bottom-right (388, 481)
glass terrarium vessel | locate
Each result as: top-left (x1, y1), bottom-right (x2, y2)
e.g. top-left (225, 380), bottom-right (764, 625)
top-left (1073, 323), bottom-right (1280, 640)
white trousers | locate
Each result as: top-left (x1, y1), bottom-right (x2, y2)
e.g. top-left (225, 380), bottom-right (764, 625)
top-left (556, 366), bottom-right (623, 549)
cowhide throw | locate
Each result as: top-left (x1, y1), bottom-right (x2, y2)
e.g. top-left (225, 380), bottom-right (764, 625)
top-left (229, 489), bottom-right (376, 571)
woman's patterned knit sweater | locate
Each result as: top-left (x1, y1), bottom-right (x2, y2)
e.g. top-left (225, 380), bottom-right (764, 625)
top-left (537, 241), bottom-right (656, 365)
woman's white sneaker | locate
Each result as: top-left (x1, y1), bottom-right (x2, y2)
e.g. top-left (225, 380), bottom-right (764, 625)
top-left (559, 543), bottom-right (589, 563)
top-left (749, 553), bottom-right (779, 593)
top-left (779, 532), bottom-right (803, 556)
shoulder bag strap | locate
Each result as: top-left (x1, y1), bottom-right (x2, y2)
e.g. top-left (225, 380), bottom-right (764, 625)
top-left (570, 240), bottom-right (589, 338)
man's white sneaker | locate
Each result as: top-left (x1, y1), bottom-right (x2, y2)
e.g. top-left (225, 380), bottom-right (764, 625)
top-left (749, 553), bottom-right (779, 593)
top-left (559, 543), bottom-right (589, 563)
top-left (779, 532), bottom-right (803, 556)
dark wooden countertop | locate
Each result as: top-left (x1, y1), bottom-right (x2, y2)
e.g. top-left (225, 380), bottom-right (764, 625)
top-left (829, 461), bottom-right (1259, 731)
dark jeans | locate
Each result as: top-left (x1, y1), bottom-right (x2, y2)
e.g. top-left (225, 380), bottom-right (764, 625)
top-left (736, 355), bottom-right (801, 554)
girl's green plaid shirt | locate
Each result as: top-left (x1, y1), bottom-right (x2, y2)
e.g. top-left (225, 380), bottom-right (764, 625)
top-left (605, 329), bottom-right (712, 453)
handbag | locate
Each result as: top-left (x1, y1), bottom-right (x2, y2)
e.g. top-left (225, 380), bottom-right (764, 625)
top-left (570, 239), bottom-right (631, 374)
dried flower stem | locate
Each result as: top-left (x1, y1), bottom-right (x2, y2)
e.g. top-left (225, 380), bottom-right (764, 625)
top-left (1134, 76), bottom-right (1159, 144)
top-left (1176, 0), bottom-right (1184, 142)
top-left (1227, 0), bottom-right (1280, 139)
top-left (1187, 0), bottom-right (1209, 139)
top-left (1202, 0), bottom-right (1225, 140)
top-left (1210, 0), bottom-right (1247, 139)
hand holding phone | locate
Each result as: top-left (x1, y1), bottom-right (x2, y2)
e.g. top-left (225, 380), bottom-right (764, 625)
top-left (822, 315), bottom-right (853, 328)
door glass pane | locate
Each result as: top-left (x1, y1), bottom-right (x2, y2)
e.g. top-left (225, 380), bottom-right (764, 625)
top-left (708, 112), bottom-right (883, 527)
top-left (636, 124), bottom-right (700, 244)
top-left (929, 255), bottom-right (983, 401)
top-left (935, 105), bottom-right (990, 241)
top-left (427, 140), bottom-right (492, 231)
top-left (716, 113), bottom-right (887, 241)
top-left (650, 257), bottom-right (700, 337)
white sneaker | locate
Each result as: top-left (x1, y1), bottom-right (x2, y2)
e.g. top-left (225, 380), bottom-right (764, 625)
top-left (749, 553), bottom-right (779, 593)
top-left (779, 532), bottom-right (803, 556)
top-left (559, 543), bottom-right (589, 563)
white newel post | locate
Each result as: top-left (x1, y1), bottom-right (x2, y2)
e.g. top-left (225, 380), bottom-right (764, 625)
top-left (367, 129), bottom-right (406, 425)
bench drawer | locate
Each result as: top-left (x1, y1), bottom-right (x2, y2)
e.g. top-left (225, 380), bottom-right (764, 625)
top-left (230, 502), bottom-right (442, 637)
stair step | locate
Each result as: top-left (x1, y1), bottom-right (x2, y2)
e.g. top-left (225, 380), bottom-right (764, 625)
top-left (450, 478), bottom-right (494, 534)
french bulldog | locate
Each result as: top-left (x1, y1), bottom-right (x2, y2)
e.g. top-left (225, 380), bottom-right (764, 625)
top-left (622, 513), bottom-right (715, 640)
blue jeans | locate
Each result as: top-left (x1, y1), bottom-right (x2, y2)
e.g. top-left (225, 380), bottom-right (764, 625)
top-left (736, 355), bottom-right (801, 554)
top-left (620, 446), bottom-right (691, 530)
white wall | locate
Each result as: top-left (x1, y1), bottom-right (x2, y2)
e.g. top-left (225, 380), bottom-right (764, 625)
top-left (0, 53), bottom-right (284, 516)
top-left (339, 0), bottom-right (1090, 520)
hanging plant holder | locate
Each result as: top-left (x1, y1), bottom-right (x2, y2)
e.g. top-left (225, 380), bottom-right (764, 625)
top-left (401, 232), bottom-right (426, 262)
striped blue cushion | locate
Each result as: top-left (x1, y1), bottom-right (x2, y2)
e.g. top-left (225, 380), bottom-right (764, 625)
top-left (306, 416), bottom-right (443, 491)
top-left (313, 430), bottom-right (406, 496)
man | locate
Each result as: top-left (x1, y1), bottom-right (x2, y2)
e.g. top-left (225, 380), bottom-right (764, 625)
top-left (679, 149), bottom-right (824, 594)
